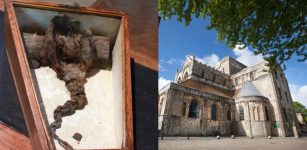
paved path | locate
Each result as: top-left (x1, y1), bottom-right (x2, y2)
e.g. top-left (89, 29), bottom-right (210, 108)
top-left (159, 136), bottom-right (307, 150)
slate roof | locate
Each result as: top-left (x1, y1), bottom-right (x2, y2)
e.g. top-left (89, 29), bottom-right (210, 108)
top-left (179, 79), bottom-right (234, 99)
top-left (237, 81), bottom-right (263, 98)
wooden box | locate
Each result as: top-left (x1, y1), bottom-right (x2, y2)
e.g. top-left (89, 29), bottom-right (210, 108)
top-left (4, 0), bottom-right (133, 149)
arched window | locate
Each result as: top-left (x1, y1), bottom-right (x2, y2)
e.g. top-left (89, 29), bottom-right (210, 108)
top-left (211, 104), bottom-right (217, 120)
top-left (201, 70), bottom-right (205, 78)
top-left (285, 92), bottom-right (289, 103)
top-left (159, 98), bottom-right (164, 115)
top-left (188, 100), bottom-right (198, 118)
top-left (283, 108), bottom-right (288, 122)
top-left (239, 106), bottom-right (244, 120)
top-left (184, 72), bottom-right (189, 79)
top-left (182, 102), bottom-right (187, 116)
top-left (177, 77), bottom-right (182, 83)
top-left (265, 107), bottom-right (270, 121)
top-left (227, 109), bottom-right (231, 121)
top-left (250, 72), bottom-right (255, 80)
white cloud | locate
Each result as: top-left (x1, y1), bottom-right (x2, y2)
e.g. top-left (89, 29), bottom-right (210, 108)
top-left (159, 64), bottom-right (166, 72)
top-left (185, 54), bottom-right (220, 67)
top-left (167, 58), bottom-right (177, 65)
top-left (289, 83), bottom-right (307, 107)
top-left (193, 53), bottom-right (220, 67)
top-left (159, 77), bottom-right (172, 90)
top-left (166, 58), bottom-right (184, 66)
top-left (233, 44), bottom-right (264, 67)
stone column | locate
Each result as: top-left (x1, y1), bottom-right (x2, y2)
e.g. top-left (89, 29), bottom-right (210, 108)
top-left (261, 103), bottom-right (268, 137)
top-left (293, 124), bottom-right (299, 138)
top-left (247, 102), bottom-right (253, 137)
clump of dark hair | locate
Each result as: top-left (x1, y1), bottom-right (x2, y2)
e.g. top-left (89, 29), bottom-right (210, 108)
top-left (45, 14), bottom-right (95, 150)
top-left (51, 14), bottom-right (80, 38)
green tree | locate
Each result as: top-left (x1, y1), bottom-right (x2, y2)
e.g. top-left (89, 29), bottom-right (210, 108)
top-left (159, 0), bottom-right (306, 70)
top-left (292, 101), bottom-right (307, 122)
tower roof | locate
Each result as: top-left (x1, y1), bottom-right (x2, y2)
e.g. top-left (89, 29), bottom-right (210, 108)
top-left (237, 82), bottom-right (263, 98)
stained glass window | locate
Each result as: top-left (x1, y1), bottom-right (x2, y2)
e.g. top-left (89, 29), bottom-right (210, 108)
top-left (211, 104), bottom-right (217, 120)
top-left (188, 100), bottom-right (198, 118)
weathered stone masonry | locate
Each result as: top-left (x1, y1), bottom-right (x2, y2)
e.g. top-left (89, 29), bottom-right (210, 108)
top-left (159, 83), bottom-right (234, 136)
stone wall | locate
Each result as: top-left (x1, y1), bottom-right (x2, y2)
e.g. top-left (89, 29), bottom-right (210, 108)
top-left (175, 58), bottom-right (233, 88)
top-left (215, 56), bottom-right (247, 75)
top-left (160, 83), bottom-right (234, 136)
top-left (234, 96), bottom-right (274, 137)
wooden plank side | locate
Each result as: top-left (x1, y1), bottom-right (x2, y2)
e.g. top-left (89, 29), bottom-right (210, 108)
top-left (130, 63), bottom-right (158, 150)
top-left (91, 0), bottom-right (158, 71)
top-left (4, 1), bottom-right (53, 149)
top-left (123, 16), bottom-right (134, 150)
top-left (0, 0), bottom-right (3, 11)
top-left (0, 122), bottom-right (32, 150)
top-left (7, 0), bottom-right (125, 18)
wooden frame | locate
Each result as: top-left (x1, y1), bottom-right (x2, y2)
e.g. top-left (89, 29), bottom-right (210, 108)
top-left (4, 0), bottom-right (133, 149)
top-left (0, 122), bottom-right (32, 149)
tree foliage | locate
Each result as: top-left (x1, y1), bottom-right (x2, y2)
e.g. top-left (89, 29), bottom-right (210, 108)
top-left (292, 101), bottom-right (307, 122)
top-left (158, 0), bottom-right (306, 70)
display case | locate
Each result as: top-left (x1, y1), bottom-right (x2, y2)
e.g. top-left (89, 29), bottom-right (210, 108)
top-left (4, 0), bottom-right (133, 149)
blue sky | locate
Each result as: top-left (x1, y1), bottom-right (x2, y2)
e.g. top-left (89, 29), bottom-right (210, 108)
top-left (159, 17), bottom-right (307, 107)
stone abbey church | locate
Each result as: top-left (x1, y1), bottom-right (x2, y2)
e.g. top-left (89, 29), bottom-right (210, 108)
top-left (158, 56), bottom-right (302, 137)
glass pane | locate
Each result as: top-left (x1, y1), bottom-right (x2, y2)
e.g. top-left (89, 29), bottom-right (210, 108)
top-left (188, 101), bottom-right (198, 118)
top-left (211, 105), bottom-right (217, 120)
top-left (12, 5), bottom-right (124, 149)
top-left (0, 11), bottom-right (28, 135)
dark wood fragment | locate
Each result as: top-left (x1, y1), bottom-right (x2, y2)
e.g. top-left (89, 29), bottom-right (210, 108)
top-left (72, 132), bottom-right (82, 141)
